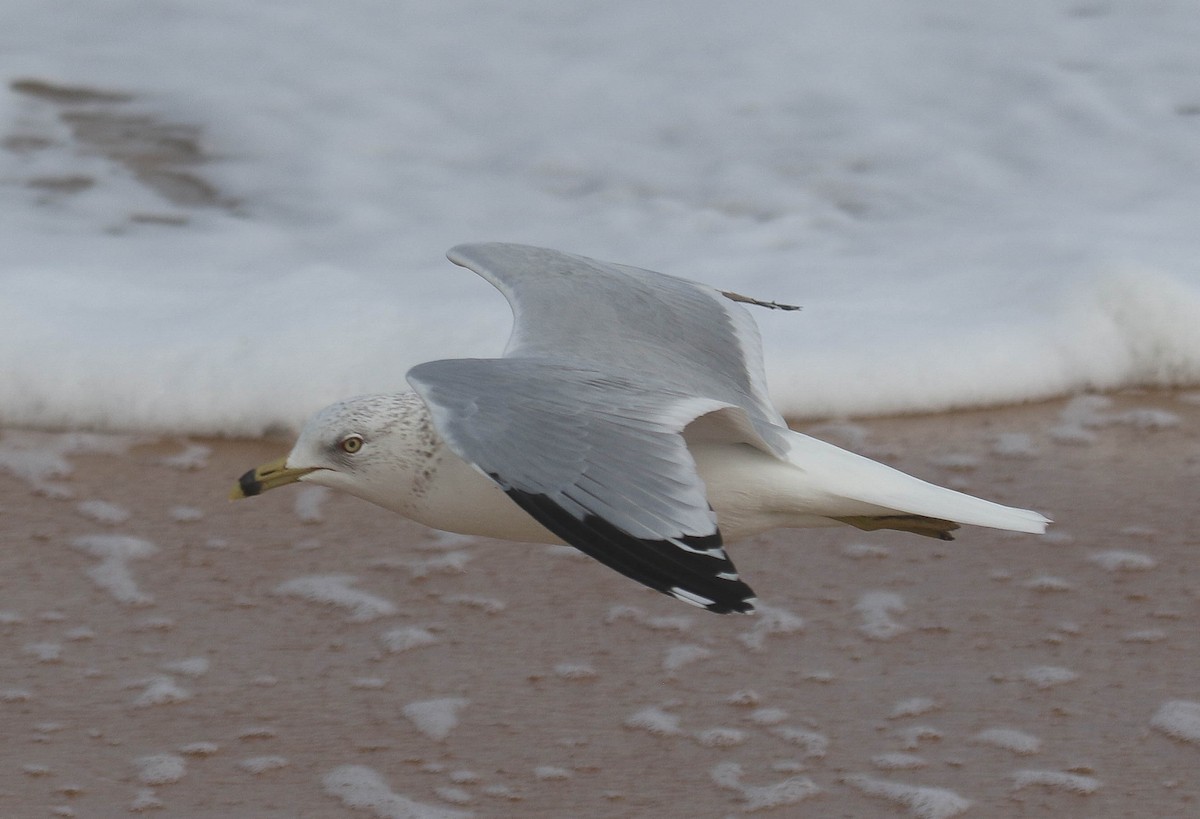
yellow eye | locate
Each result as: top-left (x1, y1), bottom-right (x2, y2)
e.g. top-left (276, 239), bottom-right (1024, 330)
top-left (339, 435), bottom-right (364, 454)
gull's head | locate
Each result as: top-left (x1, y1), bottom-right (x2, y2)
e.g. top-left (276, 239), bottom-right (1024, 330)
top-left (231, 393), bottom-right (432, 503)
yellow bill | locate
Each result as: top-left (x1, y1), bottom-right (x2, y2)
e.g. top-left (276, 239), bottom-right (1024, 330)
top-left (230, 456), bottom-right (316, 500)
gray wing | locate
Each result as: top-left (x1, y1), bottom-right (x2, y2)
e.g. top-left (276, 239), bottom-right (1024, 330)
top-left (447, 242), bottom-right (790, 455)
top-left (407, 358), bottom-right (758, 613)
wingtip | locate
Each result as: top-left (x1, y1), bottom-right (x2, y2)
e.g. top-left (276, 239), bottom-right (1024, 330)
top-left (730, 596), bottom-right (759, 615)
top-left (670, 586), bottom-right (758, 615)
top-left (445, 243), bottom-right (478, 266)
top-left (446, 241), bottom-right (525, 268)
top-left (716, 597), bottom-right (758, 615)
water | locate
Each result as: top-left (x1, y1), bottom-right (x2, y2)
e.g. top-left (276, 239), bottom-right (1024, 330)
top-left (3, 0), bottom-right (1199, 435)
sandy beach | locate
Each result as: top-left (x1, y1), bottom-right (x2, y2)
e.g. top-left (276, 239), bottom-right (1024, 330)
top-left (1, 390), bottom-right (1198, 818)
top-left (8, 3), bottom-right (1200, 815)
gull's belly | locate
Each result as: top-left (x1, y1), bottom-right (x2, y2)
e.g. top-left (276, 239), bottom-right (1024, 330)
top-left (408, 446), bottom-right (564, 544)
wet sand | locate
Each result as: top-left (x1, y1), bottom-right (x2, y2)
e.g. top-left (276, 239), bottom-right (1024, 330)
top-left (1, 391), bottom-right (1198, 817)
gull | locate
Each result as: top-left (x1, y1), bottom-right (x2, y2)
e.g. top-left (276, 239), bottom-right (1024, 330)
top-left (232, 243), bottom-right (1048, 613)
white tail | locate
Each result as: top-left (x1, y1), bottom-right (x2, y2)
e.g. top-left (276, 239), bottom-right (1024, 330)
top-left (782, 429), bottom-right (1050, 534)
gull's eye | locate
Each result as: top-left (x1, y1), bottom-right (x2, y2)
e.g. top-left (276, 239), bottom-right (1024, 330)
top-left (339, 435), bottom-right (364, 454)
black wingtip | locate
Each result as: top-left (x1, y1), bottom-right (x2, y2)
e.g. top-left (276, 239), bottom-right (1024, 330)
top-left (502, 486), bottom-right (757, 615)
top-left (671, 587), bottom-right (757, 614)
top-left (729, 596), bottom-right (758, 615)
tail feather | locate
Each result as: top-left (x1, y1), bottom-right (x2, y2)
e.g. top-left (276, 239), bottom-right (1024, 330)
top-left (785, 430), bottom-right (1051, 535)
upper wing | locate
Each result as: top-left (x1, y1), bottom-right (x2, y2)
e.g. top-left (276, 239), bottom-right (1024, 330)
top-left (407, 357), bottom-right (758, 613)
top-left (447, 243), bottom-right (790, 455)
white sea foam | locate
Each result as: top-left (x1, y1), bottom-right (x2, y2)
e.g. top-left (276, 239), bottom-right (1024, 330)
top-left (532, 766), bottom-right (572, 781)
top-left (403, 698), bottom-right (469, 742)
top-left (274, 575), bottom-right (397, 622)
top-left (973, 728), bottom-right (1042, 755)
top-left (4, 3), bottom-right (1200, 436)
top-left (169, 506), bottom-right (203, 522)
top-left (604, 605), bottom-right (693, 632)
top-left (725, 689), bottom-right (762, 707)
top-left (1021, 665), bottom-right (1079, 689)
top-left (159, 443), bottom-right (211, 470)
top-left (1151, 700), bottom-right (1200, 745)
top-left (178, 742), bottom-right (219, 757)
top-left (76, 499), bottom-right (131, 524)
top-left (928, 453), bottom-right (978, 472)
top-left (662, 644), bottom-right (714, 674)
top-left (855, 591), bottom-right (909, 641)
top-left (70, 534), bottom-right (158, 606)
top-left (895, 726), bottom-right (943, 750)
top-left (737, 603), bottom-right (805, 650)
top-left (390, 551), bottom-right (473, 579)
top-left (133, 754), bottom-right (186, 785)
top-left (710, 762), bottom-right (819, 812)
top-left (992, 433), bottom-right (1038, 458)
top-left (435, 786), bottom-right (472, 805)
top-left (135, 615), bottom-right (175, 632)
top-left (842, 542), bottom-right (891, 560)
top-left (238, 756), bottom-right (289, 775)
top-left (479, 783), bottom-right (520, 801)
top-left (23, 642), bottom-right (62, 663)
top-left (128, 675), bottom-right (192, 708)
top-left (440, 595), bottom-right (506, 614)
top-left (161, 657), bottom-right (209, 677)
top-left (624, 706), bottom-right (683, 737)
top-left (1011, 769), bottom-right (1102, 795)
top-left (323, 765), bottom-right (473, 819)
top-left (1086, 550), bottom-right (1158, 572)
top-left (0, 432), bottom-right (139, 495)
top-left (694, 727), bottom-right (748, 748)
top-left (889, 697), bottom-right (938, 719)
top-left (380, 626), bottom-right (439, 654)
top-left (748, 707), bottom-right (788, 726)
top-left (844, 775), bottom-right (971, 819)
top-left (1052, 395), bottom-right (1184, 442)
top-left (871, 753), bottom-right (927, 771)
top-left (1024, 575), bottom-right (1074, 593)
top-left (553, 662), bottom-right (597, 681)
top-left (129, 789), bottom-right (163, 813)
top-left (769, 727), bottom-right (829, 759)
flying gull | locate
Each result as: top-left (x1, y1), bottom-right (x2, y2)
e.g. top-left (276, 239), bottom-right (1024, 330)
top-left (232, 243), bottom-right (1049, 613)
